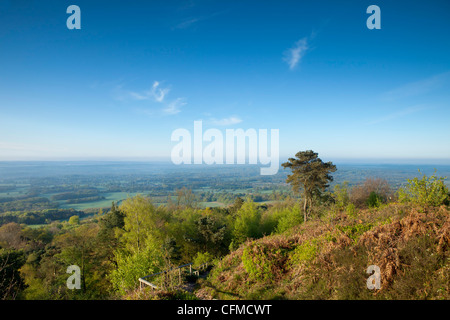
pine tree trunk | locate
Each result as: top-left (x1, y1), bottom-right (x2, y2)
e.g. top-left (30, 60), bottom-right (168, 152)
top-left (303, 197), bottom-right (308, 222)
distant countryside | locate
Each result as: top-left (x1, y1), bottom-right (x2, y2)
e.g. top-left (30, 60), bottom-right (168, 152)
top-left (1, 159), bottom-right (450, 300)
top-left (1, 161), bottom-right (449, 226)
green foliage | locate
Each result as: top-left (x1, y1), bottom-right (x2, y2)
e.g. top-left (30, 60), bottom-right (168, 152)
top-left (398, 170), bottom-right (449, 207)
top-left (289, 240), bottom-right (317, 265)
top-left (282, 150), bottom-right (337, 221)
top-left (4, 166), bottom-right (449, 300)
top-left (0, 197), bottom-right (57, 214)
top-left (242, 242), bottom-right (282, 282)
top-left (274, 204), bottom-right (303, 233)
top-left (0, 249), bottom-right (26, 299)
top-left (229, 197), bottom-right (244, 214)
top-left (100, 202), bottom-right (125, 230)
top-left (19, 270), bottom-right (48, 300)
top-left (345, 203), bottom-right (357, 217)
top-left (337, 223), bottom-right (373, 244)
top-left (53, 224), bottom-right (106, 298)
top-left (367, 191), bottom-right (383, 208)
top-left (192, 251), bottom-right (213, 268)
top-left (68, 215), bottom-right (80, 225)
top-left (120, 195), bottom-right (168, 251)
top-left (388, 235), bottom-right (449, 299)
top-left (0, 208), bottom-right (86, 226)
top-left (231, 201), bottom-right (262, 247)
top-left (194, 215), bottom-right (227, 255)
top-left (110, 236), bottom-right (164, 295)
top-left (162, 237), bottom-right (182, 263)
top-left (333, 182), bottom-right (350, 209)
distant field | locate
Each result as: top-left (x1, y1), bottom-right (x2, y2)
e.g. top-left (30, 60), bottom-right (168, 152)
top-left (0, 185), bottom-right (29, 198)
top-left (58, 192), bottom-right (143, 210)
top-left (0, 191), bottom-right (24, 198)
top-left (200, 201), bottom-right (226, 208)
top-left (258, 200), bottom-right (280, 205)
top-left (1, 162), bottom-right (449, 215)
top-left (27, 224), bottom-right (48, 229)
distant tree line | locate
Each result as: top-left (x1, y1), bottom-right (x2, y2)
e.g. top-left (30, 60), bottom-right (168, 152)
top-left (0, 208), bottom-right (86, 225)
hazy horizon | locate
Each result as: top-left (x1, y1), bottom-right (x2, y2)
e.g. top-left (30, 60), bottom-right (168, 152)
top-left (1, 158), bottom-right (450, 166)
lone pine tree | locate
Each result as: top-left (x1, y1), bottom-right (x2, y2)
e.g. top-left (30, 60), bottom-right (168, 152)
top-left (282, 150), bottom-right (337, 222)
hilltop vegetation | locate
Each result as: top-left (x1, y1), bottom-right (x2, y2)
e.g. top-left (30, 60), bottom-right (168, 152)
top-left (197, 203), bottom-right (450, 299)
top-left (194, 169), bottom-right (450, 300)
top-left (0, 157), bottom-right (449, 300)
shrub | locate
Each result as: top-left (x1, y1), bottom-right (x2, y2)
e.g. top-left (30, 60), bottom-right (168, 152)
top-left (68, 215), bottom-right (80, 225)
top-left (274, 204), bottom-right (303, 233)
top-left (242, 242), bottom-right (283, 282)
top-left (350, 178), bottom-right (392, 208)
top-left (337, 223), bottom-right (373, 244)
top-left (398, 170), bottom-right (449, 207)
top-left (193, 251), bottom-right (213, 269)
top-left (289, 240), bottom-right (317, 265)
top-left (367, 191), bottom-right (383, 208)
top-left (110, 237), bottom-right (164, 295)
top-left (345, 203), bottom-right (357, 217)
top-left (231, 201), bottom-right (262, 247)
top-left (333, 182), bottom-right (350, 209)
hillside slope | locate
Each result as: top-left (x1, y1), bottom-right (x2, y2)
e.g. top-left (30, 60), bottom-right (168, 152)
top-left (196, 203), bottom-right (450, 300)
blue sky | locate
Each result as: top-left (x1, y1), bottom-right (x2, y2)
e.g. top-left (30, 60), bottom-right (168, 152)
top-left (0, 0), bottom-right (449, 163)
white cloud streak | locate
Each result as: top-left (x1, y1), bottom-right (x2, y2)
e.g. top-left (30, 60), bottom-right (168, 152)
top-left (283, 38), bottom-right (309, 70)
top-left (163, 98), bottom-right (186, 115)
top-left (368, 105), bottom-right (429, 125)
top-left (382, 71), bottom-right (450, 101)
top-left (126, 81), bottom-right (185, 116)
top-left (129, 81), bottom-right (170, 102)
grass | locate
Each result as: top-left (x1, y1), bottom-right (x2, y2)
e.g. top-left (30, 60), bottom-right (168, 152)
top-left (199, 201), bottom-right (225, 208)
top-left (59, 192), bottom-right (142, 210)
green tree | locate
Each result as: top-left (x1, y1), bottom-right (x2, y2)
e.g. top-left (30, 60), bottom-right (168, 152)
top-left (229, 197), bottom-right (244, 214)
top-left (333, 181), bottom-right (350, 210)
top-left (110, 195), bottom-right (169, 295)
top-left (119, 195), bottom-right (166, 252)
top-left (174, 187), bottom-right (197, 209)
top-left (230, 201), bottom-right (262, 249)
top-left (282, 150), bottom-right (337, 221)
top-left (367, 191), bottom-right (382, 208)
top-left (274, 203), bottom-right (303, 233)
top-left (101, 202), bottom-right (125, 230)
top-left (110, 236), bottom-right (164, 295)
top-left (195, 215), bottom-right (227, 254)
top-left (54, 224), bottom-right (101, 297)
top-left (398, 170), bottom-right (449, 207)
top-left (97, 201), bottom-right (125, 257)
top-left (68, 215), bottom-right (80, 225)
top-left (0, 249), bottom-right (26, 299)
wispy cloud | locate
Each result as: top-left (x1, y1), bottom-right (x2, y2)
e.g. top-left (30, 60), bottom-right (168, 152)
top-left (129, 81), bottom-right (170, 102)
top-left (120, 81), bottom-right (185, 116)
top-left (283, 38), bottom-right (309, 70)
top-left (163, 98), bottom-right (186, 115)
top-left (174, 17), bottom-right (200, 29)
top-left (172, 10), bottom-right (228, 30)
top-left (368, 105), bottom-right (429, 125)
top-left (382, 71), bottom-right (450, 101)
top-left (210, 116), bottom-right (242, 126)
